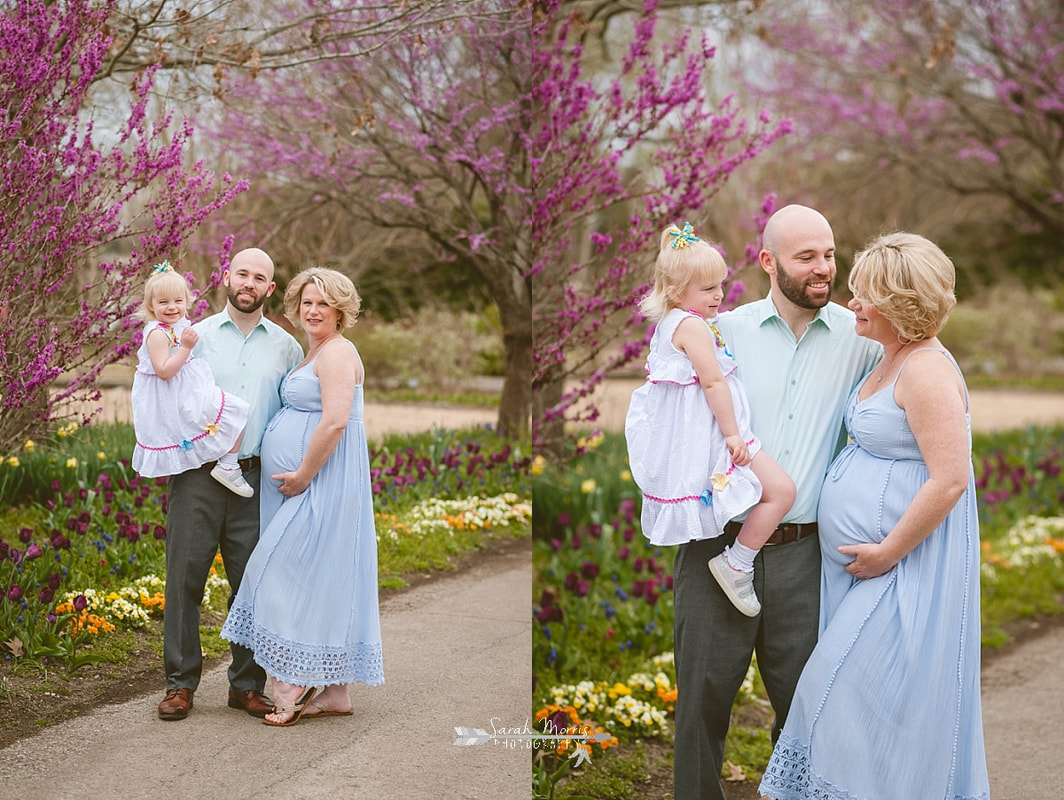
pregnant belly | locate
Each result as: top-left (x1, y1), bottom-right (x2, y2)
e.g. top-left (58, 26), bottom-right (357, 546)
top-left (261, 409), bottom-right (313, 474)
top-left (820, 447), bottom-right (931, 567)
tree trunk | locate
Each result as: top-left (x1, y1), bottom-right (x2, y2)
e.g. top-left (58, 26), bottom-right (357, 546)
top-left (496, 307), bottom-right (532, 439)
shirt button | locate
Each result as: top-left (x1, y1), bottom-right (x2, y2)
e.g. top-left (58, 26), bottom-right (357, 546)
top-left (788, 413), bottom-right (793, 419)
top-left (784, 449), bottom-right (791, 455)
top-left (790, 379), bottom-right (797, 385)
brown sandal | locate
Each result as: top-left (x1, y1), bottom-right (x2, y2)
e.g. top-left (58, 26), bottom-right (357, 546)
top-left (262, 686), bottom-right (318, 727)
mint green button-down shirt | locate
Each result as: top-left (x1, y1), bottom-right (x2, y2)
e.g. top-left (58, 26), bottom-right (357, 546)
top-left (191, 309), bottom-right (304, 459)
top-left (715, 293), bottom-right (882, 524)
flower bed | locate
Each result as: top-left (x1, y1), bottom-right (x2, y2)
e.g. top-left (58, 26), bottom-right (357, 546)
top-left (1, 422), bottom-right (531, 671)
top-left (533, 426), bottom-right (1064, 793)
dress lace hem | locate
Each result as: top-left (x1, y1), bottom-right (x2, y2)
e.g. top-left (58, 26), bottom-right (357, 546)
top-left (222, 605), bottom-right (384, 687)
top-left (759, 733), bottom-right (990, 800)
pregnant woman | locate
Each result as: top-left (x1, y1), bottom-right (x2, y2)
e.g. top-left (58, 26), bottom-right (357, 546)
top-left (222, 267), bottom-right (384, 726)
top-left (759, 233), bottom-right (989, 800)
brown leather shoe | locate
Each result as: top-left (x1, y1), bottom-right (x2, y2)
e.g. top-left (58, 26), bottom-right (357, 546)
top-left (227, 689), bottom-right (273, 718)
top-left (158, 688), bottom-right (194, 720)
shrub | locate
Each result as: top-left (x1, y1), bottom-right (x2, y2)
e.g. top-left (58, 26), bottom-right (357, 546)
top-left (354, 307), bottom-right (504, 392)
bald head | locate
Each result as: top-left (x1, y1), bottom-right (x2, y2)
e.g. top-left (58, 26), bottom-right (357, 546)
top-left (762, 205), bottom-right (833, 258)
top-left (230, 247), bottom-right (275, 281)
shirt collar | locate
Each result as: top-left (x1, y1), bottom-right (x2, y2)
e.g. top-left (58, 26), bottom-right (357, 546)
top-left (219, 307), bottom-right (267, 333)
top-left (762, 290), bottom-right (836, 331)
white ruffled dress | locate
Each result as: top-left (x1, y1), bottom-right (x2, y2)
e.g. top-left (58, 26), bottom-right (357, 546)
top-left (131, 319), bottom-right (249, 478)
top-left (625, 309), bottom-right (762, 546)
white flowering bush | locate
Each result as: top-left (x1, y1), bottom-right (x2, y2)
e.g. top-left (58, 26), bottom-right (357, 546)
top-left (377, 493), bottom-right (531, 543)
top-left (982, 515), bottom-right (1064, 582)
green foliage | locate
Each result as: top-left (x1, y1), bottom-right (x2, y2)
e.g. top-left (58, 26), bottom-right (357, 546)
top-left (0, 421), bottom-right (139, 507)
top-left (553, 742), bottom-right (660, 800)
top-left (941, 287), bottom-right (1064, 379)
top-left (354, 307), bottom-right (505, 392)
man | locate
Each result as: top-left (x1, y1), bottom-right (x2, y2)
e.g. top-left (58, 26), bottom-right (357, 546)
top-left (157, 248), bottom-right (304, 721)
top-left (671, 205), bottom-right (882, 798)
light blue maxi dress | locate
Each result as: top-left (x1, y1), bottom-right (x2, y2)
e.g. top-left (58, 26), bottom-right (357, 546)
top-left (222, 345), bottom-right (384, 687)
top-left (760, 350), bottom-right (988, 800)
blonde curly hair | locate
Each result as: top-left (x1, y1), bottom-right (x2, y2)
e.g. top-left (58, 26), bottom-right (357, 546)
top-left (849, 232), bottom-right (956, 342)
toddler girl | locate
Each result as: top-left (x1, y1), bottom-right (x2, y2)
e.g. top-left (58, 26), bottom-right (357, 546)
top-left (131, 262), bottom-right (254, 497)
top-left (625, 223), bottom-right (795, 616)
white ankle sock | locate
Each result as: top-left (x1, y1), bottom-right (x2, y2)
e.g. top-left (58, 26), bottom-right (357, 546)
top-left (218, 452), bottom-right (239, 470)
top-left (726, 541), bottom-right (758, 573)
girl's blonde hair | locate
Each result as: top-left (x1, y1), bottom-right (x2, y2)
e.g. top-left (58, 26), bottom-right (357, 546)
top-left (138, 267), bottom-right (193, 322)
top-left (849, 232), bottom-right (957, 342)
top-left (283, 267), bottom-right (362, 331)
top-left (638, 224), bottom-right (728, 322)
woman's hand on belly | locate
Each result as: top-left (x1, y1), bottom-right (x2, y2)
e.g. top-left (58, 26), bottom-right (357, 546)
top-left (271, 470), bottom-right (310, 498)
top-left (838, 541), bottom-right (900, 580)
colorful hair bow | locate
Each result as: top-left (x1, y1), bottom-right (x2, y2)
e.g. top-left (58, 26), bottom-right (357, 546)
top-left (668, 222), bottom-right (700, 250)
top-left (151, 260), bottom-right (174, 275)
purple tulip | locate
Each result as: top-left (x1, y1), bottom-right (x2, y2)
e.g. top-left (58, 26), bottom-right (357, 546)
top-left (7, 585), bottom-right (23, 602)
top-left (73, 594), bottom-right (88, 612)
top-left (47, 573), bottom-right (61, 590)
top-left (17, 528), bottom-right (32, 543)
top-left (154, 525), bottom-right (167, 540)
top-left (546, 709), bottom-right (571, 736)
top-left (38, 587), bottom-right (55, 604)
top-left (580, 561), bottom-right (599, 580)
top-left (25, 544), bottom-right (44, 560)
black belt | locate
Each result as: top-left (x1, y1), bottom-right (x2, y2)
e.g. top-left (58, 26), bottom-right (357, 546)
top-left (206, 456), bottom-right (260, 472)
top-left (724, 520), bottom-right (818, 546)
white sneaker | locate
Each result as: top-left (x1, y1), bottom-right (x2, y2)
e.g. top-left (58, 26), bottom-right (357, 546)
top-left (708, 552), bottom-right (761, 617)
top-left (210, 464), bottom-right (254, 498)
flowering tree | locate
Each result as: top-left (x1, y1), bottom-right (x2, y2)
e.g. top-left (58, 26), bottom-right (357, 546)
top-left (0, 0), bottom-right (245, 456)
top-left (210, 0), bottom-right (536, 438)
top-left (531, 2), bottom-right (790, 454)
top-left (743, 0), bottom-right (1064, 245)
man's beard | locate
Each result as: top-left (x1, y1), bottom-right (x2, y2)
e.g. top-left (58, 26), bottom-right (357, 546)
top-left (776, 262), bottom-right (832, 309)
top-left (228, 286), bottom-right (266, 314)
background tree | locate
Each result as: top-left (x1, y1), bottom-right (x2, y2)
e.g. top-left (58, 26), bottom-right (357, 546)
top-left (0, 0), bottom-right (244, 456)
top-left (531, 0), bottom-right (789, 454)
top-left (738, 0), bottom-right (1064, 287)
top-left (206, 0), bottom-right (535, 438)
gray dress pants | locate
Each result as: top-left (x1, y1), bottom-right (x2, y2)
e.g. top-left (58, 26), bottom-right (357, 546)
top-left (672, 531), bottom-right (821, 800)
top-left (163, 462), bottom-right (265, 693)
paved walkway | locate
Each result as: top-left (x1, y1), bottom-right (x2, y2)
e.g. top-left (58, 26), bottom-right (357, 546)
top-left (982, 620), bottom-right (1064, 800)
top-left (0, 542), bottom-right (530, 800)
